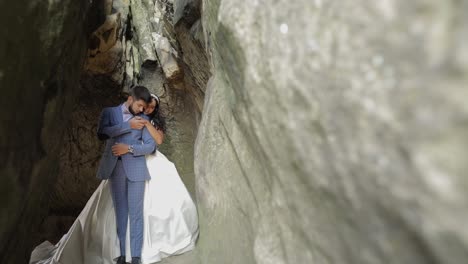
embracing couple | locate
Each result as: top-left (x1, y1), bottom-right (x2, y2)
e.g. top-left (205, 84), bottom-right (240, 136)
top-left (30, 86), bottom-right (198, 264)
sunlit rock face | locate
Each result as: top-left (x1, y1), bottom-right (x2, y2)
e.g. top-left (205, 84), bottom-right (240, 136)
top-left (0, 0), bottom-right (106, 263)
top-left (194, 0), bottom-right (468, 263)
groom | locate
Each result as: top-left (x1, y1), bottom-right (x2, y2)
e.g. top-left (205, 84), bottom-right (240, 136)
top-left (96, 85), bottom-right (156, 264)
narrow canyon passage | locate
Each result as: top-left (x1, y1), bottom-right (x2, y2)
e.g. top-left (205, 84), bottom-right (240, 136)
top-left (46, 0), bottom-right (206, 246)
top-left (1, 0), bottom-right (468, 264)
top-left (38, 1), bottom-right (206, 263)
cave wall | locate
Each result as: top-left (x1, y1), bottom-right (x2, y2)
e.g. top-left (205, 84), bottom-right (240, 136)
top-left (0, 0), bottom-right (106, 262)
top-left (194, 0), bottom-right (468, 263)
top-left (46, 1), bottom-right (126, 240)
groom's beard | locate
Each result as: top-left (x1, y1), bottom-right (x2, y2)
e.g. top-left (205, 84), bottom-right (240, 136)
top-left (129, 104), bottom-right (138, 115)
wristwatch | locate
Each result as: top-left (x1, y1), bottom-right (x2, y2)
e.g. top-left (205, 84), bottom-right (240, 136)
top-left (128, 145), bottom-right (134, 154)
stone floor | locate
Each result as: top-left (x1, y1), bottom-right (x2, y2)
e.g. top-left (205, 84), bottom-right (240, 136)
top-left (157, 250), bottom-right (200, 264)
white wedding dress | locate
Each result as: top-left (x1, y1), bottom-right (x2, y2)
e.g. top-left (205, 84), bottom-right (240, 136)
top-left (30, 151), bottom-right (199, 264)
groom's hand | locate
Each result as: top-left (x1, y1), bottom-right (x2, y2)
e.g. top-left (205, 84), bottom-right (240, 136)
top-left (129, 117), bottom-right (146, 129)
top-left (112, 143), bottom-right (129, 156)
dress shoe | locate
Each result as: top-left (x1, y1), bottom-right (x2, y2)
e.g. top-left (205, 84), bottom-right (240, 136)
top-left (131, 257), bottom-right (141, 264)
top-left (116, 256), bottom-right (127, 264)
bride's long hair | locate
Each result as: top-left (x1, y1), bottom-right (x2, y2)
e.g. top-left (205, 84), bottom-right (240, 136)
top-left (148, 94), bottom-right (167, 133)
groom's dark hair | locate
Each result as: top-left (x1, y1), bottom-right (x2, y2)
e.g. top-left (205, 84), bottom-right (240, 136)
top-left (130, 85), bottom-right (152, 103)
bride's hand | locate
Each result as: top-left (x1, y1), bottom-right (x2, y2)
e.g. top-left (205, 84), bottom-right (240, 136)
top-left (141, 119), bottom-right (150, 126)
top-left (129, 117), bottom-right (146, 129)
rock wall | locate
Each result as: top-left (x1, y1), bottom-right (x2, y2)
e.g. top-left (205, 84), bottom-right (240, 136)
top-left (194, 0), bottom-right (468, 264)
top-left (47, 0), bottom-right (128, 237)
top-left (0, 0), bottom-right (106, 262)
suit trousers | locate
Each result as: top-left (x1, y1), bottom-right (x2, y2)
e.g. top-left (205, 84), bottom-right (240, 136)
top-left (110, 160), bottom-right (146, 258)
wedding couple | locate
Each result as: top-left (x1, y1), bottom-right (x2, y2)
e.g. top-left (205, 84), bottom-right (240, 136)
top-left (30, 86), bottom-right (199, 264)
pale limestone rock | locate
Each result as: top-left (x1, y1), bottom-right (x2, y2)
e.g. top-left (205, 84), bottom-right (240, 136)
top-left (84, 10), bottom-right (126, 84)
top-left (152, 33), bottom-right (181, 81)
top-left (194, 0), bottom-right (468, 263)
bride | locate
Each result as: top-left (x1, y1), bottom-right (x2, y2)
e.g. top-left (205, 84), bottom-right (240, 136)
top-left (30, 94), bottom-right (199, 264)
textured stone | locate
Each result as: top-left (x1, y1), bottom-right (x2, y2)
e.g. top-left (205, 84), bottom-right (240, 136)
top-left (194, 0), bottom-right (468, 263)
top-left (48, 1), bottom-right (129, 225)
top-left (0, 0), bottom-right (105, 263)
top-left (85, 13), bottom-right (123, 78)
top-left (152, 33), bottom-right (182, 81)
top-left (49, 74), bottom-right (123, 217)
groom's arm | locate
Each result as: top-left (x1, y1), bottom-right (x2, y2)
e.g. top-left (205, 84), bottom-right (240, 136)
top-left (131, 120), bottom-right (157, 156)
top-left (97, 108), bottom-right (131, 140)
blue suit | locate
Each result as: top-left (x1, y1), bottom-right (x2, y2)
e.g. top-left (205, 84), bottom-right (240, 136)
top-left (96, 104), bottom-right (156, 258)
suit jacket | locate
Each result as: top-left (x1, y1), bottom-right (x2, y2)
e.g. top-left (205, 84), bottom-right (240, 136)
top-left (96, 104), bottom-right (156, 181)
